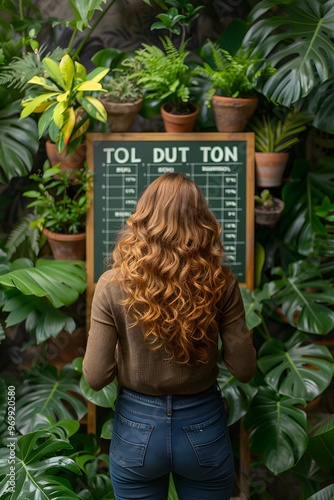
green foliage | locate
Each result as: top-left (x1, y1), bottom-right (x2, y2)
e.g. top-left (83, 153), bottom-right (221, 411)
top-left (0, 99), bottom-right (39, 183)
top-left (268, 259), bottom-right (334, 335)
top-left (307, 78), bottom-right (334, 134)
top-left (53, 0), bottom-right (107, 32)
top-left (5, 213), bottom-right (40, 260)
top-left (249, 108), bottom-right (313, 153)
top-left (20, 54), bottom-right (109, 153)
top-left (255, 189), bottom-right (274, 207)
top-left (148, 0), bottom-right (204, 38)
top-left (101, 72), bottom-right (143, 104)
top-left (243, 387), bottom-right (308, 474)
top-left (240, 283), bottom-right (271, 330)
top-left (0, 258), bottom-right (87, 308)
top-left (246, 0), bottom-right (334, 106)
top-left (257, 331), bottom-right (334, 401)
top-left (132, 37), bottom-right (193, 112)
top-left (24, 161), bottom-right (93, 234)
top-left (307, 484), bottom-right (334, 500)
top-left (307, 415), bottom-right (334, 473)
top-left (197, 44), bottom-right (275, 105)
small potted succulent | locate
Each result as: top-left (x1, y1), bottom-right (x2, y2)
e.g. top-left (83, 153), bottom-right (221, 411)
top-left (196, 43), bottom-right (276, 132)
top-left (254, 189), bottom-right (284, 228)
top-left (20, 54), bottom-right (109, 180)
top-left (23, 161), bottom-right (93, 260)
top-left (131, 36), bottom-right (199, 132)
top-left (248, 108), bottom-right (313, 187)
top-left (98, 68), bottom-right (143, 132)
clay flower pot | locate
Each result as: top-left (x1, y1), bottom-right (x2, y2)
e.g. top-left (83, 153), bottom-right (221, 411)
top-left (211, 95), bottom-right (258, 132)
top-left (42, 228), bottom-right (86, 261)
top-left (255, 152), bottom-right (289, 187)
top-left (160, 102), bottom-right (199, 133)
top-left (46, 140), bottom-right (86, 182)
top-left (98, 97), bottom-right (143, 132)
top-left (255, 198), bottom-right (284, 228)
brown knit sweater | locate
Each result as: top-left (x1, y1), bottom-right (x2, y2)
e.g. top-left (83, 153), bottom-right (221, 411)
top-left (82, 268), bottom-right (257, 395)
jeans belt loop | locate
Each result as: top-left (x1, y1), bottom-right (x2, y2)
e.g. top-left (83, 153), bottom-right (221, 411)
top-left (167, 395), bottom-right (172, 416)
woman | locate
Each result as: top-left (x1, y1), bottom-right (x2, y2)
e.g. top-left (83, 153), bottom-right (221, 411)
top-left (83, 173), bottom-right (257, 500)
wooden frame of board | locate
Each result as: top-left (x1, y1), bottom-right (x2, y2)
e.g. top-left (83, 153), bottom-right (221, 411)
top-left (85, 132), bottom-right (255, 499)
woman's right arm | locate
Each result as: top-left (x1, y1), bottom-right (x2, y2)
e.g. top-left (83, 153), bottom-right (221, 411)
top-left (219, 274), bottom-right (257, 383)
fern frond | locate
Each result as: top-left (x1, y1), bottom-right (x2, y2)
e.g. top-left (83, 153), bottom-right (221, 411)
top-left (5, 213), bottom-right (40, 259)
top-left (0, 46), bottom-right (66, 90)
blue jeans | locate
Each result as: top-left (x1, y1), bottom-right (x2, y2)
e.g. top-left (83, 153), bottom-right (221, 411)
top-left (109, 383), bottom-right (235, 500)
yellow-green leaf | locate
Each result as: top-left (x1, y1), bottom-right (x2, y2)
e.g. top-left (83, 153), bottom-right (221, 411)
top-left (20, 93), bottom-right (59, 118)
top-left (43, 58), bottom-right (66, 89)
top-left (70, 119), bottom-right (90, 142)
top-left (28, 76), bottom-right (59, 91)
top-left (80, 96), bottom-right (107, 122)
top-left (59, 54), bottom-right (75, 90)
top-left (57, 90), bottom-right (70, 102)
top-left (75, 62), bottom-right (87, 81)
top-left (74, 81), bottom-right (103, 92)
top-left (61, 107), bottom-right (76, 145)
top-left (86, 67), bottom-right (110, 83)
top-left (53, 101), bottom-right (68, 129)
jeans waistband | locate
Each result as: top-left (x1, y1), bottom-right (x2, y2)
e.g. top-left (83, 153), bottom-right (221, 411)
top-left (118, 382), bottom-right (221, 417)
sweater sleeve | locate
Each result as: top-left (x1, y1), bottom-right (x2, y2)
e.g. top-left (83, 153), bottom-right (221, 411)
top-left (82, 277), bottom-right (118, 391)
top-left (219, 274), bottom-right (257, 383)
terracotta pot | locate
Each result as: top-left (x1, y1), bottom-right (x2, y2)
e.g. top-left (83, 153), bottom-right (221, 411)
top-left (255, 198), bottom-right (284, 228)
top-left (160, 103), bottom-right (199, 132)
top-left (42, 228), bottom-right (86, 260)
top-left (99, 97), bottom-right (143, 132)
top-left (45, 140), bottom-right (86, 182)
top-left (211, 95), bottom-right (258, 132)
top-left (255, 152), bottom-right (289, 187)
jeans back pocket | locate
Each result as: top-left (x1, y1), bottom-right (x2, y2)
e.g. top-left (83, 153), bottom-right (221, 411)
top-left (111, 411), bottom-right (154, 468)
top-left (183, 410), bottom-right (231, 467)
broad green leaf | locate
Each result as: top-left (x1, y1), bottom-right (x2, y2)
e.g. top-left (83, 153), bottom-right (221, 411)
top-left (258, 331), bottom-right (334, 401)
top-left (91, 48), bottom-right (122, 67)
top-left (101, 414), bottom-right (114, 439)
top-left (240, 283), bottom-right (270, 330)
top-left (75, 61), bottom-right (87, 80)
top-left (68, 0), bottom-right (107, 30)
top-left (217, 360), bottom-right (258, 425)
top-left (16, 363), bottom-right (87, 425)
top-left (268, 259), bottom-right (334, 334)
top-left (308, 78), bottom-right (334, 134)
top-left (70, 117), bottom-right (90, 142)
top-left (53, 100), bottom-right (67, 129)
top-left (79, 95), bottom-right (107, 122)
top-left (86, 67), bottom-right (110, 82)
top-left (307, 415), bottom-right (334, 473)
top-left (43, 57), bottom-right (66, 89)
top-left (74, 81), bottom-right (104, 91)
top-left (243, 387), bottom-right (308, 474)
top-left (307, 483), bottom-right (334, 500)
top-left (61, 107), bottom-right (76, 145)
top-left (0, 429), bottom-right (81, 499)
top-left (38, 102), bottom-right (57, 138)
top-left (28, 76), bottom-right (59, 91)
top-left (80, 376), bottom-right (118, 408)
top-left (246, 0), bottom-right (334, 106)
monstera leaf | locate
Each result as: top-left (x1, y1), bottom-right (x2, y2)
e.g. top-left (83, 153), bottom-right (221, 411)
top-left (15, 363), bottom-right (87, 429)
top-left (307, 78), bottom-right (334, 134)
top-left (240, 283), bottom-right (270, 330)
top-left (0, 258), bottom-right (87, 308)
top-left (307, 415), bottom-right (334, 473)
top-left (217, 360), bottom-right (258, 425)
top-left (268, 260), bottom-right (334, 334)
top-left (243, 387), bottom-right (308, 474)
top-left (74, 357), bottom-right (118, 408)
top-left (257, 332), bottom-right (334, 401)
top-left (0, 100), bottom-right (39, 183)
top-left (307, 483), bottom-right (334, 500)
top-left (77, 474), bottom-right (115, 500)
top-left (245, 0), bottom-right (334, 106)
top-left (0, 430), bottom-right (81, 499)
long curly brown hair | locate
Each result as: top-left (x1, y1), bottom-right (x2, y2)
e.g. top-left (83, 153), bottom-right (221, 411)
top-left (109, 173), bottom-right (230, 364)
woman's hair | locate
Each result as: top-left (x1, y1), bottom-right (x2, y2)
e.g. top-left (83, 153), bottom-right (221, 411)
top-left (109, 172), bottom-right (229, 364)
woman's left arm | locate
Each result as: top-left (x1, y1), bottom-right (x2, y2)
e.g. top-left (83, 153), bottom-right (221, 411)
top-left (82, 280), bottom-right (118, 391)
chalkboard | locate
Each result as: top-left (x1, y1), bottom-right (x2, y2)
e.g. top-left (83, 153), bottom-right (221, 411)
top-left (86, 132), bottom-right (255, 295)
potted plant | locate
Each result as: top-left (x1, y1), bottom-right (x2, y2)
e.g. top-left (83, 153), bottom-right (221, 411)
top-left (254, 189), bottom-right (284, 228)
top-left (20, 54), bottom-right (109, 180)
top-left (248, 108), bottom-right (313, 187)
top-left (23, 161), bottom-right (93, 260)
top-left (98, 69), bottom-right (143, 132)
top-left (196, 43), bottom-right (276, 132)
top-left (131, 36), bottom-right (199, 132)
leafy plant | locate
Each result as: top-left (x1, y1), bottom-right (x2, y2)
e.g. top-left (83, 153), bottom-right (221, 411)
top-left (0, 99), bottom-right (39, 183)
top-left (307, 78), bottom-right (334, 134)
top-left (0, 429), bottom-right (82, 499)
top-left (196, 43), bottom-right (275, 106)
top-left (20, 54), bottom-right (109, 154)
top-left (307, 415), bottom-right (334, 473)
top-left (131, 36), bottom-right (194, 113)
top-left (23, 161), bottom-right (93, 234)
top-left (100, 72), bottom-right (143, 104)
top-left (249, 109), bottom-right (313, 153)
top-left (240, 283), bottom-right (271, 330)
top-left (5, 213), bottom-right (40, 260)
top-left (245, 0), bottom-right (334, 106)
top-left (307, 484), bottom-right (334, 500)
top-left (255, 189), bottom-right (274, 208)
